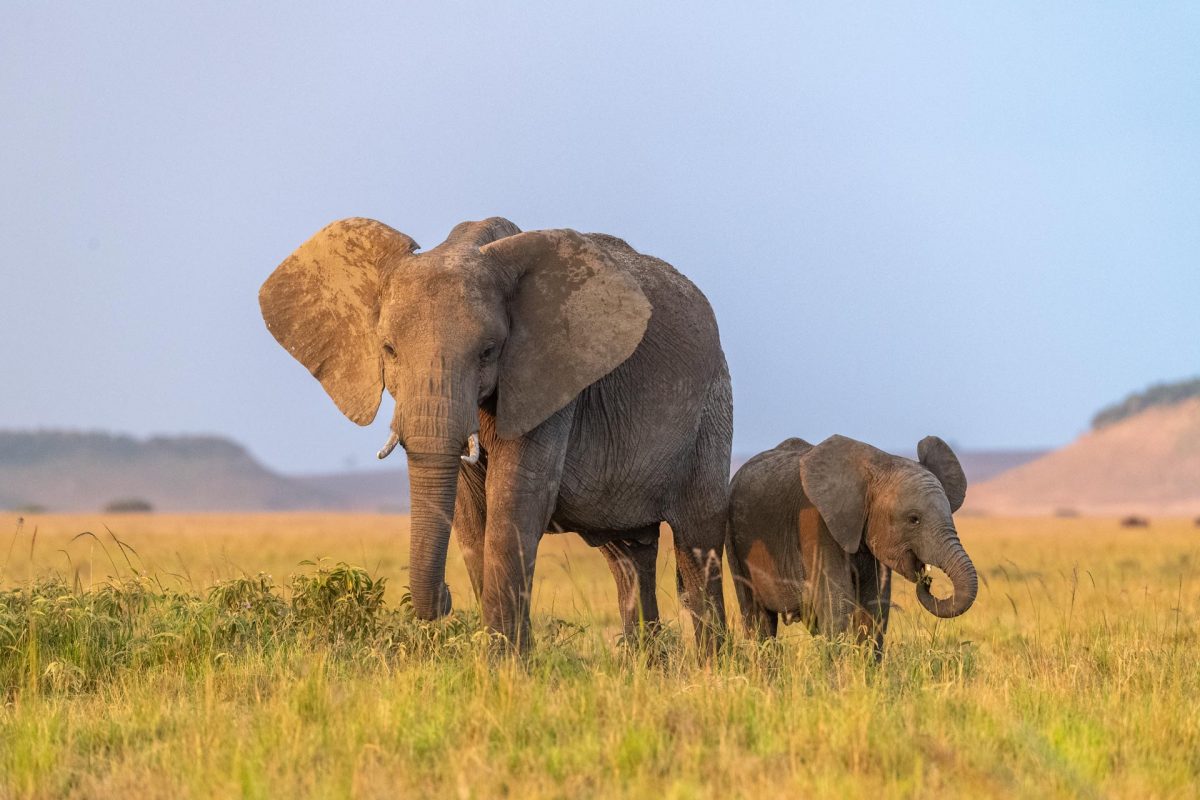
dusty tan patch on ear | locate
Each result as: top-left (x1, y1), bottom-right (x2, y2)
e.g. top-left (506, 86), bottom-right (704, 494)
top-left (259, 218), bottom-right (417, 425)
top-left (482, 230), bottom-right (651, 439)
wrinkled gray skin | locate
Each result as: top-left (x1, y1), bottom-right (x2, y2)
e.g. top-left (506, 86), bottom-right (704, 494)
top-left (260, 218), bottom-right (731, 651)
top-left (727, 434), bottom-right (977, 655)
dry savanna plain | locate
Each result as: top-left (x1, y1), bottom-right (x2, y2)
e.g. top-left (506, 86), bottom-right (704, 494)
top-left (1, 512), bottom-right (1198, 798)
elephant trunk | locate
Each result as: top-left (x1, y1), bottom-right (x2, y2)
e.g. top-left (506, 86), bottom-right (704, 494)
top-left (381, 356), bottom-right (480, 620)
top-left (916, 532), bottom-right (978, 619)
top-left (388, 367), bottom-right (477, 620)
top-left (406, 449), bottom-right (461, 619)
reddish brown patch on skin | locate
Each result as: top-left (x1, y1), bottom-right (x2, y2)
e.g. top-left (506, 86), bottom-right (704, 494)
top-left (743, 538), bottom-right (799, 611)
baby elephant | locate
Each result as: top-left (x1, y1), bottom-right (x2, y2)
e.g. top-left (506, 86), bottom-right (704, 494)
top-left (726, 434), bottom-right (977, 653)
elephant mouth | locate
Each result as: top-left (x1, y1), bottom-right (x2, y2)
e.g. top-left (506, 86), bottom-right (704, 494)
top-left (894, 550), bottom-right (923, 583)
top-left (377, 430), bottom-right (481, 463)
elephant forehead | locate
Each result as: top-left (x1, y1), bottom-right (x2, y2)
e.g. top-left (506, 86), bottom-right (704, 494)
top-left (384, 260), bottom-right (497, 307)
top-left (912, 470), bottom-right (950, 498)
top-left (379, 262), bottom-right (504, 340)
top-left (884, 470), bottom-right (952, 510)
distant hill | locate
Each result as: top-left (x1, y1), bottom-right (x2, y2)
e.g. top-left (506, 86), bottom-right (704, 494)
top-left (1, 429), bottom-right (1048, 514)
top-left (970, 395), bottom-right (1200, 515)
top-left (0, 431), bottom-right (405, 513)
top-left (954, 449), bottom-right (1047, 484)
top-left (294, 470), bottom-right (409, 513)
top-left (1091, 376), bottom-right (1200, 430)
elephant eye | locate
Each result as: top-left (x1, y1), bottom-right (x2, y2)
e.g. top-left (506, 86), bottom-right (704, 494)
top-left (480, 343), bottom-right (497, 362)
top-left (907, 513), bottom-right (921, 525)
top-left (382, 343), bottom-right (397, 358)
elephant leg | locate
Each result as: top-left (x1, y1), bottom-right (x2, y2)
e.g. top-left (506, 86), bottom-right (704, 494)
top-left (453, 455), bottom-right (488, 603)
top-left (667, 380), bottom-right (731, 656)
top-left (725, 525), bottom-right (778, 640)
top-left (851, 551), bottom-right (892, 660)
top-left (480, 404), bottom-right (574, 650)
top-left (740, 590), bottom-right (779, 640)
top-left (597, 527), bottom-right (662, 642)
top-left (801, 525), bottom-right (856, 639)
top-left (667, 505), bottom-right (728, 656)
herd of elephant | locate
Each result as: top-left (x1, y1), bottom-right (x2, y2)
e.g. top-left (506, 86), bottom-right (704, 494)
top-left (259, 217), bottom-right (978, 656)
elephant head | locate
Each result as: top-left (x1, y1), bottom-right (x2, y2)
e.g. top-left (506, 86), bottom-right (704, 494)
top-left (798, 434), bottom-right (976, 618)
top-left (259, 217), bottom-right (651, 619)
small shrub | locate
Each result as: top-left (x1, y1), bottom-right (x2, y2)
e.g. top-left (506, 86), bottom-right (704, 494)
top-left (103, 498), bottom-right (154, 513)
top-left (208, 573), bottom-right (288, 646)
top-left (290, 561), bottom-right (386, 640)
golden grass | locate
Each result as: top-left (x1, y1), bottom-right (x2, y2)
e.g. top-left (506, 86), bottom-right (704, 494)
top-left (2, 512), bottom-right (1198, 799)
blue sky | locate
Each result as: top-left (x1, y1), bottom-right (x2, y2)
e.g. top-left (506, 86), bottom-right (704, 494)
top-left (2, 3), bottom-right (1198, 473)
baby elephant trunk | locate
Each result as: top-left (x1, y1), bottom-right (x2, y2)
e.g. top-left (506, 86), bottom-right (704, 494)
top-left (916, 534), bottom-right (978, 618)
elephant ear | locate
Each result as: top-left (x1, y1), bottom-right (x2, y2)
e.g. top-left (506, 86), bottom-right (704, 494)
top-left (481, 229), bottom-right (652, 439)
top-left (917, 435), bottom-right (967, 512)
top-left (798, 435), bottom-right (871, 553)
top-left (259, 218), bottom-right (418, 425)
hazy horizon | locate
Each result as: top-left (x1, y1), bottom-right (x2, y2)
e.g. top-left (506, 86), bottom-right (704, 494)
top-left (3, 4), bottom-right (1198, 473)
top-left (0, 427), bottom-right (1055, 479)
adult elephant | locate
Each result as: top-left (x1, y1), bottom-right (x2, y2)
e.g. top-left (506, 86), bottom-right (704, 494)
top-left (260, 217), bottom-right (731, 650)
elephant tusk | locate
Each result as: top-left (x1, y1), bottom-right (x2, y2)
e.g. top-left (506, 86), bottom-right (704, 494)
top-left (377, 431), bottom-right (400, 460)
top-left (461, 432), bottom-right (480, 465)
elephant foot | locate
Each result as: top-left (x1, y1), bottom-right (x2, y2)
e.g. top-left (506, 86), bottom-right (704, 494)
top-left (411, 582), bottom-right (453, 620)
top-left (616, 620), bottom-right (675, 666)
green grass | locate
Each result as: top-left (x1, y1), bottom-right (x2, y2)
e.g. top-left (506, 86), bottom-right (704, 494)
top-left (1, 514), bottom-right (1198, 798)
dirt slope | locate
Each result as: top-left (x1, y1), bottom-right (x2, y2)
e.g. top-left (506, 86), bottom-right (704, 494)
top-left (293, 469), bottom-right (409, 513)
top-left (0, 432), bottom-right (339, 512)
top-left (968, 398), bottom-right (1200, 515)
